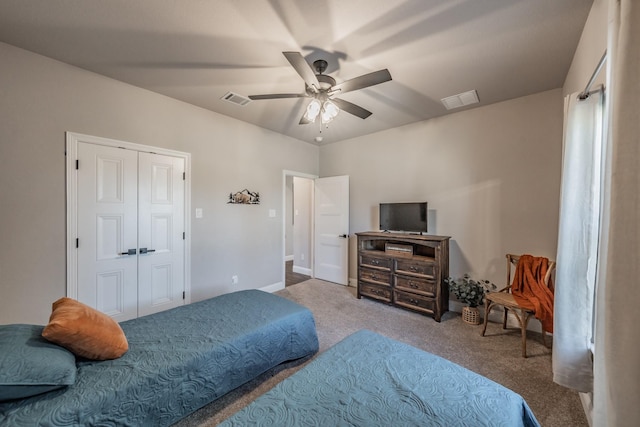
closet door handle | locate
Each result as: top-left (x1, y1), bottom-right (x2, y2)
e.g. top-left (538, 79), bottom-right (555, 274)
top-left (339, 234), bottom-right (348, 238)
top-left (119, 248), bottom-right (137, 256)
top-left (139, 248), bottom-right (156, 254)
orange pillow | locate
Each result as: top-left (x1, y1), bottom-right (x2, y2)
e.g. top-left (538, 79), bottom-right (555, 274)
top-left (42, 298), bottom-right (128, 360)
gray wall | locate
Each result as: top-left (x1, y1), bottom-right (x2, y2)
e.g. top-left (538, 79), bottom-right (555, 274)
top-left (0, 42), bottom-right (319, 325)
top-left (563, 0), bottom-right (608, 96)
top-left (320, 89), bottom-right (563, 287)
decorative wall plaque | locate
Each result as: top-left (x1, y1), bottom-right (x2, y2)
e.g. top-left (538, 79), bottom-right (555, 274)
top-left (228, 189), bottom-right (260, 204)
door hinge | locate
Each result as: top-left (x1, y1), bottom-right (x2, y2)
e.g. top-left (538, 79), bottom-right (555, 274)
top-left (75, 160), bottom-right (79, 170)
top-left (183, 172), bottom-right (185, 180)
top-left (76, 238), bottom-right (79, 248)
top-left (182, 291), bottom-right (185, 300)
top-left (183, 232), bottom-right (185, 240)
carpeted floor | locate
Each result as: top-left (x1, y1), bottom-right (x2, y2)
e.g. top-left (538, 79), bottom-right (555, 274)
top-left (174, 279), bottom-right (588, 427)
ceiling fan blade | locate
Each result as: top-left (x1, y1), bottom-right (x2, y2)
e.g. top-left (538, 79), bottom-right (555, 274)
top-left (331, 69), bottom-right (392, 95)
top-left (248, 93), bottom-right (307, 100)
top-left (283, 51), bottom-right (320, 91)
top-left (299, 113), bottom-right (312, 125)
top-left (332, 98), bottom-right (373, 119)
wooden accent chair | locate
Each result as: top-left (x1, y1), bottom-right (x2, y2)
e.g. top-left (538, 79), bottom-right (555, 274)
top-left (481, 254), bottom-right (556, 357)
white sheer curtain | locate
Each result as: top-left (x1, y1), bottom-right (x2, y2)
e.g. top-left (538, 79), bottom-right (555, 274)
top-left (593, 1), bottom-right (640, 425)
top-left (553, 89), bottom-right (603, 392)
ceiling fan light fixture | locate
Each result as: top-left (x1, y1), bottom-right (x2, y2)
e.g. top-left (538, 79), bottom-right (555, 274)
top-left (304, 99), bottom-right (322, 122)
top-left (321, 100), bottom-right (339, 124)
top-left (304, 99), bottom-right (341, 124)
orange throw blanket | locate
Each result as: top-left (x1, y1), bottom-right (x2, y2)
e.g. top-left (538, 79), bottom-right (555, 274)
top-left (511, 255), bottom-right (554, 333)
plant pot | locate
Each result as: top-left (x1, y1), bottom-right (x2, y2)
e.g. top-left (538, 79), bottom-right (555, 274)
top-left (462, 306), bottom-right (480, 325)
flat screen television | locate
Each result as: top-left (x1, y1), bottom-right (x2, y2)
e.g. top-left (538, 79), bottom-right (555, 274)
top-left (379, 202), bottom-right (428, 233)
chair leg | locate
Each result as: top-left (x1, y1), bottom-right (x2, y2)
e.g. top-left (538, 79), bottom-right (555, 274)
top-left (510, 309), bottom-right (530, 358)
top-left (482, 299), bottom-right (492, 336)
top-left (521, 311), bottom-right (532, 358)
top-left (541, 327), bottom-right (547, 347)
top-left (502, 307), bottom-right (508, 329)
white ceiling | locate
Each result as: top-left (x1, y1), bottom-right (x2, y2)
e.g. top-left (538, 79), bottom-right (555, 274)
top-left (0, 0), bottom-right (593, 145)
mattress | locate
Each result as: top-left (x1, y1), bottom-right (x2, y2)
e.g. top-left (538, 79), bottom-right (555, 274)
top-left (0, 290), bottom-right (319, 426)
top-left (220, 329), bottom-right (540, 427)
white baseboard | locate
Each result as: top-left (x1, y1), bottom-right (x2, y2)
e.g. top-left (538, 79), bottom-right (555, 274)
top-left (292, 265), bottom-right (312, 276)
top-left (449, 300), bottom-right (544, 333)
top-left (260, 281), bottom-right (285, 293)
top-left (579, 392), bottom-right (593, 427)
top-left (285, 254), bottom-right (294, 262)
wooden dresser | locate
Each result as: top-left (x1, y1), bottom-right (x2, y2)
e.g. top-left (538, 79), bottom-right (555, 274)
top-left (356, 231), bottom-right (450, 322)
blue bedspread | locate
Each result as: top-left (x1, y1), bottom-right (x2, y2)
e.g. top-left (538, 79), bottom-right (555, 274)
top-left (220, 329), bottom-right (540, 427)
top-left (0, 290), bottom-right (319, 426)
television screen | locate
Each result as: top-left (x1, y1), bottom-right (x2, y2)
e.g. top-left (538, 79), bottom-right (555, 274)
top-left (379, 202), bottom-right (428, 233)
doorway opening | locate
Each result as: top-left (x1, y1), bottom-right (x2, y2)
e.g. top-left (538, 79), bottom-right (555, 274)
top-left (282, 171), bottom-right (350, 289)
top-left (284, 172), bottom-right (316, 287)
top-left (285, 259), bottom-right (310, 287)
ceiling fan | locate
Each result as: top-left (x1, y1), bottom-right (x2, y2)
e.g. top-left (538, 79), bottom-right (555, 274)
top-left (248, 52), bottom-right (392, 125)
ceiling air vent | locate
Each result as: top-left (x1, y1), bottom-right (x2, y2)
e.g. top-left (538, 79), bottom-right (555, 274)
top-left (441, 90), bottom-right (479, 110)
top-left (221, 92), bottom-right (252, 106)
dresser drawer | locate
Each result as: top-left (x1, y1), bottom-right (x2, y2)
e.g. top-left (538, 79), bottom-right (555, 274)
top-left (360, 254), bottom-right (392, 270)
top-left (395, 275), bottom-right (436, 297)
top-left (360, 282), bottom-right (392, 302)
top-left (360, 268), bottom-right (392, 285)
top-left (394, 290), bottom-right (435, 315)
top-left (395, 259), bottom-right (436, 278)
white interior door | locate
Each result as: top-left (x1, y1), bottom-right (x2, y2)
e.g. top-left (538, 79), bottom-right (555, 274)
top-left (77, 143), bottom-right (139, 321)
top-left (314, 175), bottom-right (349, 285)
top-left (138, 152), bottom-right (185, 316)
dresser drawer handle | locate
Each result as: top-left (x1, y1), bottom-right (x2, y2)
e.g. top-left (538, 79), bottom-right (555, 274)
top-left (370, 260), bottom-right (380, 266)
top-left (409, 281), bottom-right (419, 289)
top-left (409, 298), bottom-right (419, 305)
top-left (371, 274), bottom-right (378, 280)
top-left (409, 266), bottom-right (419, 272)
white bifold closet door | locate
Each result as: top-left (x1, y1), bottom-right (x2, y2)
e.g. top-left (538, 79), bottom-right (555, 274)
top-left (76, 142), bottom-right (185, 322)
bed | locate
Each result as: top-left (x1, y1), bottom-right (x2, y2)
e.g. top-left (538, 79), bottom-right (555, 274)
top-left (0, 289), bottom-right (319, 426)
top-left (219, 329), bottom-right (540, 427)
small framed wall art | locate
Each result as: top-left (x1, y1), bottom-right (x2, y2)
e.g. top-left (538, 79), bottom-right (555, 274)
top-left (228, 189), bottom-right (260, 204)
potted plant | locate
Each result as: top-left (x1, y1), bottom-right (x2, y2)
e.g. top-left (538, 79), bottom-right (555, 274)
top-left (446, 274), bottom-right (496, 325)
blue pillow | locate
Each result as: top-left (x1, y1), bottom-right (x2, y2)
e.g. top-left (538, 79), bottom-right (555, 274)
top-left (0, 324), bottom-right (77, 401)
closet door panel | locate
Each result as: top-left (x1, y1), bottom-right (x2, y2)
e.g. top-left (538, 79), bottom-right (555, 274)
top-left (138, 152), bottom-right (185, 316)
top-left (77, 143), bottom-right (139, 322)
